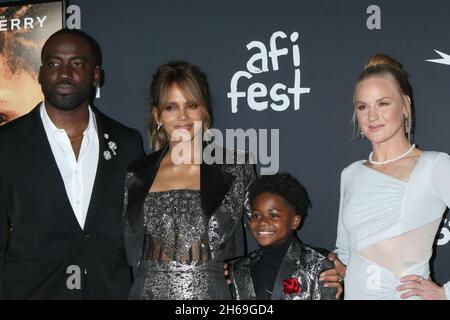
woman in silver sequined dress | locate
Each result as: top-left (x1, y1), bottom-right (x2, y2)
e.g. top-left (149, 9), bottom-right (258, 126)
top-left (123, 62), bottom-right (255, 300)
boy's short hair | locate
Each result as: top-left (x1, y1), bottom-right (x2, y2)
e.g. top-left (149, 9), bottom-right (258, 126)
top-left (247, 173), bottom-right (311, 220)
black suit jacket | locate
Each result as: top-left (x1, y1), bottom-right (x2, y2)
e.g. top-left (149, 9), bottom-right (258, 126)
top-left (0, 105), bottom-right (144, 299)
top-left (230, 238), bottom-right (337, 300)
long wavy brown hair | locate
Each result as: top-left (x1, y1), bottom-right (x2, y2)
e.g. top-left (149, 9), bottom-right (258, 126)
top-left (148, 61), bottom-right (213, 150)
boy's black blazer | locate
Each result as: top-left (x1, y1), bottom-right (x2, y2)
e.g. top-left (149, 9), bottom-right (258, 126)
top-left (230, 237), bottom-right (337, 300)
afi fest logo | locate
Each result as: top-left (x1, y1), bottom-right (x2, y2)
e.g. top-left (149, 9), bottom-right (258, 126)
top-left (228, 31), bottom-right (310, 113)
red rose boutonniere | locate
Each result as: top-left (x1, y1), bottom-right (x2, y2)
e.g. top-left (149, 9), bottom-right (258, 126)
top-left (283, 277), bottom-right (301, 295)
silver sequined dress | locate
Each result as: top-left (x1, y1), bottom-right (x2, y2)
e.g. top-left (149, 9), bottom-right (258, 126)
top-left (131, 189), bottom-right (231, 300)
top-left (124, 152), bottom-right (255, 300)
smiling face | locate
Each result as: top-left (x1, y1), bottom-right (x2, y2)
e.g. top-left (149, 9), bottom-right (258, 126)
top-left (154, 83), bottom-right (204, 142)
top-left (354, 75), bottom-right (410, 145)
top-left (39, 33), bottom-right (100, 111)
top-left (250, 192), bottom-right (301, 247)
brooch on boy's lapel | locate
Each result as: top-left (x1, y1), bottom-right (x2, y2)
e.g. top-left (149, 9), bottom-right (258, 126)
top-left (283, 277), bottom-right (301, 298)
top-left (103, 133), bottom-right (118, 160)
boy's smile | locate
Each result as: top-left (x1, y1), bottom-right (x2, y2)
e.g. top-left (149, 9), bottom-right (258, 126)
top-left (250, 192), bottom-right (300, 247)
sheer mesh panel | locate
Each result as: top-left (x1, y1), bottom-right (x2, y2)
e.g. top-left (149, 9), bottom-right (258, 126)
top-left (359, 218), bottom-right (441, 277)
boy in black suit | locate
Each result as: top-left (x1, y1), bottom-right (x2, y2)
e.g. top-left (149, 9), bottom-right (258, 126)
top-left (230, 173), bottom-right (338, 300)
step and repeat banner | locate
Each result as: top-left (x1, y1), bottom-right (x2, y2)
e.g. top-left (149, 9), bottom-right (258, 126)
top-left (1, 0), bottom-right (450, 287)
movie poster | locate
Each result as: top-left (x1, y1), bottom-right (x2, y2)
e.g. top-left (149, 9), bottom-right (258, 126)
top-left (0, 0), bottom-right (64, 126)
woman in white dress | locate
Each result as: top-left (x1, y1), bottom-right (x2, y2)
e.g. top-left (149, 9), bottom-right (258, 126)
top-left (335, 54), bottom-right (450, 300)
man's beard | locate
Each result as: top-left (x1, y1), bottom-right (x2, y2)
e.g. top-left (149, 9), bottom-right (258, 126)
top-left (42, 81), bottom-right (92, 111)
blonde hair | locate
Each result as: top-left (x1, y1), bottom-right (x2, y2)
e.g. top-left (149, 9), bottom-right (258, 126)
top-left (364, 53), bottom-right (403, 70)
top-left (148, 61), bottom-right (213, 150)
top-left (352, 53), bottom-right (413, 141)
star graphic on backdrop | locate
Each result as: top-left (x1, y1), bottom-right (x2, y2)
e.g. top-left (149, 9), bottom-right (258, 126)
top-left (426, 50), bottom-right (450, 65)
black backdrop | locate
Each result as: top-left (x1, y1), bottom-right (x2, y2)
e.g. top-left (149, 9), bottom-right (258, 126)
top-left (2, 0), bottom-right (450, 288)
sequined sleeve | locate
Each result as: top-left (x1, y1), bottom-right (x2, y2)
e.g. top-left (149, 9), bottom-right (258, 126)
top-left (122, 172), bottom-right (134, 229)
top-left (242, 163), bottom-right (257, 228)
top-left (123, 171), bottom-right (141, 270)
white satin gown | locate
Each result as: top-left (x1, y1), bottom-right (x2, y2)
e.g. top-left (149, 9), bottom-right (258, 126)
top-left (336, 151), bottom-right (450, 300)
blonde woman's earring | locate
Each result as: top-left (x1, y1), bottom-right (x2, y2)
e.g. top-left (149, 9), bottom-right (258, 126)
top-left (157, 122), bottom-right (162, 131)
top-left (405, 117), bottom-right (411, 141)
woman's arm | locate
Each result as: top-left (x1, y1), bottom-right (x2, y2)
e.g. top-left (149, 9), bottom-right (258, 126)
top-left (319, 169), bottom-right (350, 299)
top-left (334, 169), bottom-right (351, 264)
top-left (397, 153), bottom-right (450, 300)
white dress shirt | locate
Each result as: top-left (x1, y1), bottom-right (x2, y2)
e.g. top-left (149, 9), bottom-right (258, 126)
top-left (40, 103), bottom-right (99, 229)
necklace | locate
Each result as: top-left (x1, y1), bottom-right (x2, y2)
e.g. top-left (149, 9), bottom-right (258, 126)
top-left (368, 144), bottom-right (416, 165)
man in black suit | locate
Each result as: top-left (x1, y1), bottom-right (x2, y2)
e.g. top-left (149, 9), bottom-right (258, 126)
top-left (0, 29), bottom-right (144, 299)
